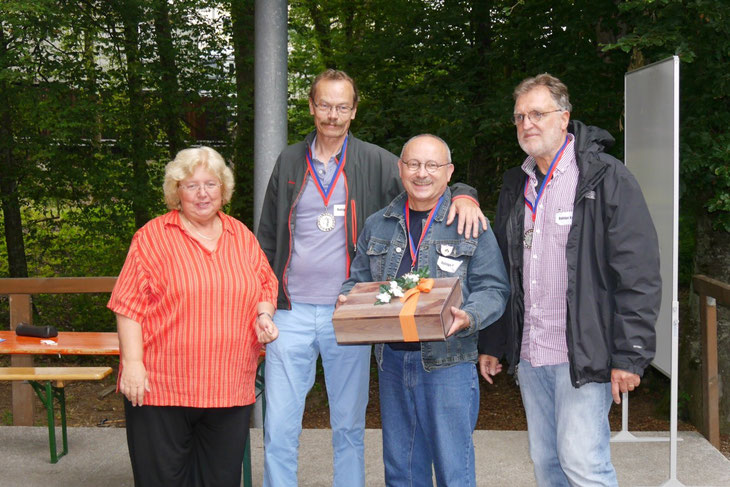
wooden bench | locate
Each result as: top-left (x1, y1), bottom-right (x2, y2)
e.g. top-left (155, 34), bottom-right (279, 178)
top-left (0, 366), bottom-right (113, 463)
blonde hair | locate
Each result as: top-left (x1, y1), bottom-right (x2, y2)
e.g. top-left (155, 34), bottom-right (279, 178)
top-left (163, 146), bottom-right (234, 210)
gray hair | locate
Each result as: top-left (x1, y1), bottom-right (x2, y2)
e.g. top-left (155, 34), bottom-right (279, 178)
top-left (513, 73), bottom-right (572, 112)
top-left (400, 134), bottom-right (452, 163)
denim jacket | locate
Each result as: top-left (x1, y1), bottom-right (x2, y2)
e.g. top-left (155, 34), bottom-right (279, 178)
top-left (340, 188), bottom-right (510, 372)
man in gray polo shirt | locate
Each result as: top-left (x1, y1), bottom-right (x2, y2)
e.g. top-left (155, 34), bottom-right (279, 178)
top-left (257, 69), bottom-right (485, 487)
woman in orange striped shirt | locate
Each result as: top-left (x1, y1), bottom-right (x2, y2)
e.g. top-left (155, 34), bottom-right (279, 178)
top-left (108, 146), bottom-right (278, 487)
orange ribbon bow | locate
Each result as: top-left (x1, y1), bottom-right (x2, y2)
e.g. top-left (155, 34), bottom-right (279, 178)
top-left (398, 278), bottom-right (434, 342)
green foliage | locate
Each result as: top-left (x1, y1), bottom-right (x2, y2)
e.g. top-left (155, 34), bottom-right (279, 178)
top-left (603, 0), bottom-right (730, 232)
top-left (0, 1), bottom-right (245, 329)
top-left (288, 0), bottom-right (631, 209)
top-left (0, 1), bottom-right (726, 332)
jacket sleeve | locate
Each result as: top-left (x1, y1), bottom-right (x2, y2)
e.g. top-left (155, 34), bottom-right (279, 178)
top-left (456, 226), bottom-right (510, 339)
top-left (478, 178), bottom-right (513, 358)
top-left (380, 151), bottom-right (404, 203)
top-left (449, 183), bottom-right (479, 203)
top-left (605, 165), bottom-right (661, 376)
top-left (256, 155), bottom-right (281, 267)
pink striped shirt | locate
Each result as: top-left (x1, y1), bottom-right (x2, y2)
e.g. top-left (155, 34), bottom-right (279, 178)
top-left (108, 210), bottom-right (278, 407)
top-left (520, 135), bottom-right (578, 366)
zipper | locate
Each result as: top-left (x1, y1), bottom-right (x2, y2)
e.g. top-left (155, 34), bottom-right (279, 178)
top-left (282, 173), bottom-right (308, 308)
top-left (350, 199), bottom-right (357, 247)
top-left (343, 173), bottom-right (351, 277)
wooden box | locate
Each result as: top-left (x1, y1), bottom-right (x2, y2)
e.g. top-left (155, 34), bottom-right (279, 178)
top-left (332, 277), bottom-right (463, 344)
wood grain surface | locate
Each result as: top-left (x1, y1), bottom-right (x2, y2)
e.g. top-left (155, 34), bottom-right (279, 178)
top-left (333, 278), bottom-right (462, 344)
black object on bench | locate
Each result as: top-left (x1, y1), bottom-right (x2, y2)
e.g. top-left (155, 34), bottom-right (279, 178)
top-left (15, 323), bottom-right (58, 338)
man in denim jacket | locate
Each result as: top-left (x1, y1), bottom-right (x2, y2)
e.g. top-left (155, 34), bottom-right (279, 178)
top-left (339, 134), bottom-right (510, 486)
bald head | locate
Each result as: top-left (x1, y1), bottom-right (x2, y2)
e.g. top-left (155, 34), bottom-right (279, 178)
top-left (400, 134), bottom-right (452, 163)
top-left (398, 134), bottom-right (454, 211)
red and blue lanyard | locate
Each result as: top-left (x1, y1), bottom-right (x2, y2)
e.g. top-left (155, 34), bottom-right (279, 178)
top-left (404, 196), bottom-right (444, 268)
top-left (305, 135), bottom-right (348, 207)
top-left (524, 135), bottom-right (569, 222)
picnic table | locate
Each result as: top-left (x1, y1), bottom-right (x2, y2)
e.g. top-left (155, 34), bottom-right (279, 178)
top-left (0, 330), bottom-right (119, 462)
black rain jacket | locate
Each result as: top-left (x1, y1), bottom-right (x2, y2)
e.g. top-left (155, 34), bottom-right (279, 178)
top-left (478, 120), bottom-right (661, 387)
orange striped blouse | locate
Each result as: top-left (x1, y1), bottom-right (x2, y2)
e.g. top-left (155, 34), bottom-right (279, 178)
top-left (108, 210), bottom-right (278, 407)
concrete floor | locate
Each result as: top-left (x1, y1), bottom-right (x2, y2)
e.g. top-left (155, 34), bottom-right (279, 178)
top-left (1, 427), bottom-right (729, 486)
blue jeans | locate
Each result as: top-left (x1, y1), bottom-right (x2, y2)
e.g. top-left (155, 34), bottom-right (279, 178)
top-left (379, 345), bottom-right (479, 487)
top-left (263, 303), bottom-right (371, 487)
top-left (518, 359), bottom-right (618, 487)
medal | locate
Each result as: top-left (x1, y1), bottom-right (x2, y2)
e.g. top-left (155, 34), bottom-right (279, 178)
top-left (524, 228), bottom-right (534, 249)
top-left (317, 211), bottom-right (336, 232)
top-left (306, 136), bottom-right (348, 232)
top-left (405, 196), bottom-right (444, 269)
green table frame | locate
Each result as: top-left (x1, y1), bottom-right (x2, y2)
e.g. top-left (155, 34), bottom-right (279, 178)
top-left (27, 380), bottom-right (69, 463)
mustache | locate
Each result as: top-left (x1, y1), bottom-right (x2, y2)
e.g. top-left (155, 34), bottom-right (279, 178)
top-left (411, 177), bottom-right (432, 184)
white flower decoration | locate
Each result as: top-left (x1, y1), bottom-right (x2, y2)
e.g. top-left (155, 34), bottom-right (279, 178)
top-left (389, 281), bottom-right (404, 297)
top-left (375, 292), bottom-right (392, 304)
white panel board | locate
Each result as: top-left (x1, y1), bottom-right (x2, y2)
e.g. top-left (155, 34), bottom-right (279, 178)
top-left (624, 57), bottom-right (679, 377)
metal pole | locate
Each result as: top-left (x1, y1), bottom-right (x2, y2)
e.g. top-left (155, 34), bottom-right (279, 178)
top-left (252, 0), bottom-right (288, 428)
top-left (658, 55), bottom-right (684, 487)
top-left (253, 0), bottom-right (288, 233)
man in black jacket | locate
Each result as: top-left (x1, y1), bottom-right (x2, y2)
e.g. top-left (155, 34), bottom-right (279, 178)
top-left (478, 73), bottom-right (661, 486)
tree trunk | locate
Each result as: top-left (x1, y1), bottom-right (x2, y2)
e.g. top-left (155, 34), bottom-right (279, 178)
top-left (305, 0), bottom-right (335, 69)
top-left (152, 0), bottom-right (184, 158)
top-left (0, 25), bottom-right (28, 277)
top-left (230, 0), bottom-right (255, 225)
top-left (466, 1), bottom-right (496, 205)
top-left (120, 0), bottom-right (151, 229)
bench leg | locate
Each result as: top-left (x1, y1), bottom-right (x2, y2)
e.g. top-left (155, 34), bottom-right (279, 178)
top-left (28, 381), bottom-right (68, 463)
top-left (57, 384), bottom-right (68, 459)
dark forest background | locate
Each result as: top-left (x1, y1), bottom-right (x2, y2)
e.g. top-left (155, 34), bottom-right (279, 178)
top-left (1, 0), bottom-right (729, 430)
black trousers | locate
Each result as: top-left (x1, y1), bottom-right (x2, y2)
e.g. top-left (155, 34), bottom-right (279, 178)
top-left (124, 398), bottom-right (252, 487)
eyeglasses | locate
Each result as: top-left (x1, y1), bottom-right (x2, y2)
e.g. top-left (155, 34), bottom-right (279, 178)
top-left (400, 159), bottom-right (452, 174)
top-left (312, 101), bottom-right (354, 116)
top-left (512, 109), bottom-right (564, 125)
top-left (179, 181), bottom-right (222, 193)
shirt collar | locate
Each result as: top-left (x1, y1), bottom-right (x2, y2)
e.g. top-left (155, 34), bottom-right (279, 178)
top-left (383, 188), bottom-right (451, 223)
top-left (310, 135), bottom-right (345, 165)
top-left (164, 210), bottom-right (235, 235)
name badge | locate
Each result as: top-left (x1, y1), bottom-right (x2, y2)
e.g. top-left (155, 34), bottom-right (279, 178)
top-left (333, 204), bottom-right (346, 217)
top-left (437, 255), bottom-right (462, 273)
top-left (555, 211), bottom-right (573, 226)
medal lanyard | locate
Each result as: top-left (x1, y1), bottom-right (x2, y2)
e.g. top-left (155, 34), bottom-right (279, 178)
top-left (305, 135), bottom-right (348, 208)
top-left (405, 196), bottom-right (444, 268)
top-left (524, 135), bottom-right (569, 222)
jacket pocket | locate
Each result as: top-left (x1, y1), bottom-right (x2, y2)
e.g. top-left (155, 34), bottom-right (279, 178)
top-left (366, 238), bottom-right (390, 280)
top-left (433, 240), bottom-right (476, 279)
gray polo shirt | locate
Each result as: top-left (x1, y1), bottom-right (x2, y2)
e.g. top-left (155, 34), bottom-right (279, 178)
top-left (286, 139), bottom-right (348, 305)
